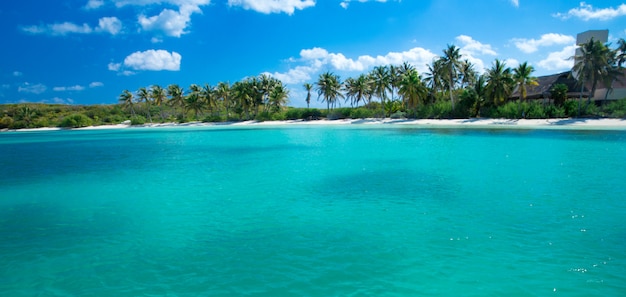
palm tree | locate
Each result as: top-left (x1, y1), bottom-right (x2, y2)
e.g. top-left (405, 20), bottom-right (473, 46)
top-left (303, 83), bottom-right (313, 108)
top-left (425, 59), bottom-right (445, 104)
top-left (572, 38), bottom-right (612, 115)
top-left (440, 45), bottom-right (462, 109)
top-left (150, 85), bottom-right (167, 121)
top-left (460, 60), bottom-right (478, 88)
top-left (137, 87), bottom-right (153, 123)
top-left (231, 80), bottom-right (253, 119)
top-left (513, 62), bottom-right (538, 102)
top-left (167, 84), bottom-right (185, 120)
top-left (485, 59), bottom-right (514, 106)
top-left (460, 75), bottom-right (487, 117)
top-left (201, 83), bottom-right (216, 114)
top-left (269, 83), bottom-right (289, 112)
top-left (119, 90), bottom-right (135, 117)
top-left (344, 74), bottom-right (372, 108)
top-left (550, 83), bottom-right (568, 107)
top-left (216, 82), bottom-right (231, 118)
top-left (616, 38), bottom-right (626, 68)
top-left (185, 92), bottom-right (204, 120)
top-left (398, 67), bottom-right (428, 111)
top-left (370, 65), bottom-right (391, 118)
top-left (315, 71), bottom-right (343, 111)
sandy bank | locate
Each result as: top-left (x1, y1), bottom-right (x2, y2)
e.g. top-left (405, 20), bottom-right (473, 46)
top-left (3, 118), bottom-right (626, 132)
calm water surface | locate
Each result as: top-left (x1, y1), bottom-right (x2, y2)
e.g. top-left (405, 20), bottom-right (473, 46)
top-left (1, 126), bottom-right (625, 296)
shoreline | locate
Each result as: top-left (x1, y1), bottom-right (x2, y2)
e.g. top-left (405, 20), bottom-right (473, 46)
top-left (2, 118), bottom-right (626, 132)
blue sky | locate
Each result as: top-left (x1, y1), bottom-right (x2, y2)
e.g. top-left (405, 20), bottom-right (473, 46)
top-left (1, 0), bottom-right (625, 108)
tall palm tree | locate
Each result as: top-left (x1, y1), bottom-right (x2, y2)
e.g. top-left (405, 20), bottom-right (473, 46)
top-left (460, 60), bottom-right (478, 88)
top-left (425, 58), bottom-right (445, 104)
top-left (201, 83), bottom-right (216, 114)
top-left (513, 62), bottom-right (538, 102)
top-left (269, 83), bottom-right (289, 112)
top-left (303, 83), bottom-right (313, 108)
top-left (231, 80), bottom-right (253, 120)
top-left (119, 90), bottom-right (135, 117)
top-left (440, 45), bottom-right (462, 109)
top-left (572, 38), bottom-right (611, 115)
top-left (216, 82), bottom-right (231, 118)
top-left (185, 92), bottom-right (204, 120)
top-left (370, 65), bottom-right (391, 118)
top-left (485, 59), bottom-right (514, 106)
top-left (315, 71), bottom-right (343, 111)
top-left (167, 84), bottom-right (185, 120)
top-left (150, 85), bottom-right (167, 121)
top-left (137, 87), bottom-right (153, 123)
top-left (398, 67), bottom-right (428, 111)
top-left (344, 74), bottom-right (372, 108)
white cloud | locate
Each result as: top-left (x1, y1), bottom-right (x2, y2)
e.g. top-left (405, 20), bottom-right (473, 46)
top-left (18, 83), bottom-right (47, 94)
top-left (138, 5), bottom-right (199, 37)
top-left (504, 58), bottom-right (520, 68)
top-left (340, 0), bottom-right (397, 9)
top-left (537, 45), bottom-right (576, 71)
top-left (510, 0), bottom-right (519, 8)
top-left (456, 35), bottom-right (497, 56)
top-left (117, 49), bottom-right (182, 71)
top-left (265, 46), bottom-right (437, 85)
top-left (50, 97), bottom-right (75, 104)
top-left (84, 0), bottom-right (104, 9)
top-left (228, 0), bottom-right (316, 15)
top-left (53, 85), bottom-right (86, 92)
top-left (512, 33), bottom-right (575, 53)
top-left (113, 0), bottom-right (210, 7)
top-left (22, 17), bottom-right (122, 36)
top-left (553, 2), bottom-right (626, 21)
top-left (89, 82), bottom-right (104, 88)
top-left (96, 17), bottom-right (123, 35)
top-left (108, 63), bottom-right (122, 71)
top-left (13, 71), bottom-right (23, 77)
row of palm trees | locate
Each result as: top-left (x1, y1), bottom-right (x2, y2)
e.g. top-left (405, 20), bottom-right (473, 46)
top-left (119, 74), bottom-right (290, 121)
top-left (307, 45), bottom-right (543, 117)
top-left (307, 38), bottom-right (625, 117)
top-left (119, 39), bottom-right (625, 121)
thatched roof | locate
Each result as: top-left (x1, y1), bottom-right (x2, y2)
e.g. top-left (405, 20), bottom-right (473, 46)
top-left (511, 71), bottom-right (585, 100)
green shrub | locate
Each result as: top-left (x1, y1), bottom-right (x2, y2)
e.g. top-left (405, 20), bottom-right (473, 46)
top-left (255, 111), bottom-right (273, 122)
top-left (301, 108), bottom-right (322, 120)
top-left (601, 99), bottom-right (626, 118)
top-left (60, 114), bottom-right (93, 128)
top-left (349, 107), bottom-right (375, 119)
top-left (0, 116), bottom-right (14, 129)
top-left (564, 100), bottom-right (579, 117)
top-left (284, 108), bottom-right (303, 120)
top-left (390, 111), bottom-right (406, 119)
top-left (544, 104), bottom-right (566, 118)
top-left (130, 115), bottom-right (146, 125)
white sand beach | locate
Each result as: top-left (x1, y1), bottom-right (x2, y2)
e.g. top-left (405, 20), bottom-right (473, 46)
top-left (3, 118), bottom-right (626, 132)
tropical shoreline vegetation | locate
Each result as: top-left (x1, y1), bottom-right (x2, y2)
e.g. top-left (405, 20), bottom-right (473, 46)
top-left (2, 38), bottom-right (625, 130)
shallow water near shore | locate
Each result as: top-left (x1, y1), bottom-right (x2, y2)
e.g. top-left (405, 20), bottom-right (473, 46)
top-left (1, 126), bottom-right (625, 296)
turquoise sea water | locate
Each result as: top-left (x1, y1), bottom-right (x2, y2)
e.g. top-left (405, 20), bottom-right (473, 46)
top-left (1, 125), bottom-right (625, 296)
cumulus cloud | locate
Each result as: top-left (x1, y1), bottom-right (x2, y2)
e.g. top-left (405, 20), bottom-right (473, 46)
top-left (340, 0), bottom-right (395, 9)
top-left (96, 17), bottom-right (123, 35)
top-left (553, 2), bottom-right (626, 21)
top-left (110, 49), bottom-right (182, 74)
top-left (456, 35), bottom-right (497, 56)
top-left (53, 85), bottom-right (86, 92)
top-left (138, 5), bottom-right (199, 37)
top-left (512, 33), bottom-right (575, 53)
top-left (89, 81), bottom-right (104, 88)
top-left (18, 83), bottom-right (47, 94)
top-left (84, 0), bottom-right (105, 9)
top-left (22, 17), bottom-right (122, 36)
top-left (510, 0), bottom-right (519, 8)
top-left (228, 0), bottom-right (316, 15)
top-left (537, 45), bottom-right (576, 71)
top-left (265, 46), bottom-right (437, 85)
